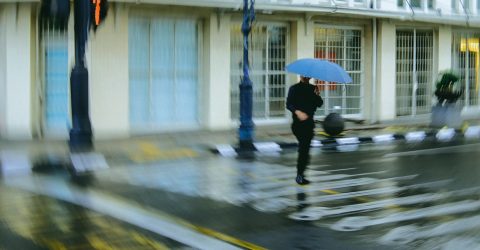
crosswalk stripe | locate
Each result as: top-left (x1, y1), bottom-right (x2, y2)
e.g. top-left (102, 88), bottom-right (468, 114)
top-left (240, 175), bottom-right (417, 201)
top-left (331, 200), bottom-right (480, 232)
top-left (289, 186), bottom-right (480, 221)
top-left (251, 180), bottom-right (451, 212)
top-left (249, 171), bottom-right (387, 190)
top-left (381, 215), bottom-right (480, 244)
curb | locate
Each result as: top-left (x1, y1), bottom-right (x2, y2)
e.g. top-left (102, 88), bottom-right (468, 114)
top-left (212, 126), bottom-right (480, 157)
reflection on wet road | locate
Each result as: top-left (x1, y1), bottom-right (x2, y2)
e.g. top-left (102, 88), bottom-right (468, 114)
top-left (1, 140), bottom-right (480, 249)
top-left (0, 185), bottom-right (187, 250)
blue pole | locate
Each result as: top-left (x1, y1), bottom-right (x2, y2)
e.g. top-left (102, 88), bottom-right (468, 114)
top-left (69, 0), bottom-right (93, 151)
top-left (238, 0), bottom-right (255, 149)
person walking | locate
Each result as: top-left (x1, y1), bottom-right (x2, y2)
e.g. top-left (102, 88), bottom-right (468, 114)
top-left (286, 76), bottom-right (324, 185)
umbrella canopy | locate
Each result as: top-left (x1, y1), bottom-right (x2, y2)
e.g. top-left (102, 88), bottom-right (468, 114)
top-left (285, 58), bottom-right (353, 84)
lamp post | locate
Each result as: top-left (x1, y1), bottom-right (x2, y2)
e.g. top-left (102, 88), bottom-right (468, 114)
top-left (38, 0), bottom-right (107, 175)
top-left (238, 0), bottom-right (255, 150)
top-left (69, 0), bottom-right (93, 152)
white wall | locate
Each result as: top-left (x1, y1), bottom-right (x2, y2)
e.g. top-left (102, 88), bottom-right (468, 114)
top-left (377, 20), bottom-right (396, 120)
top-left (436, 0), bottom-right (453, 15)
top-left (204, 12), bottom-right (232, 130)
top-left (3, 3), bottom-right (32, 139)
top-left (378, 0), bottom-right (400, 11)
top-left (89, 3), bottom-right (129, 139)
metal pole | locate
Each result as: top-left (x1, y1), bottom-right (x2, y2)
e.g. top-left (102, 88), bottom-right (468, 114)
top-left (69, 0), bottom-right (93, 151)
top-left (238, 0), bottom-right (255, 150)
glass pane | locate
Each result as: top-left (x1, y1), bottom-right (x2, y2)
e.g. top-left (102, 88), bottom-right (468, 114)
top-left (174, 20), bottom-right (198, 123)
top-left (415, 31), bottom-right (434, 114)
top-left (396, 30), bottom-right (414, 116)
top-left (396, 29), bottom-right (434, 116)
top-left (268, 26), bottom-right (287, 117)
top-left (129, 17), bottom-right (150, 126)
top-left (129, 16), bottom-right (199, 128)
top-left (230, 23), bottom-right (288, 119)
top-left (428, 0), bottom-right (434, 8)
top-left (43, 26), bottom-right (69, 132)
top-left (151, 18), bottom-right (175, 125)
top-left (411, 0), bottom-right (421, 8)
top-left (452, 32), bottom-right (480, 107)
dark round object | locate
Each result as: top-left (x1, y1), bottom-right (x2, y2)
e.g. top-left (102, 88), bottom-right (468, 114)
top-left (323, 112), bottom-right (345, 136)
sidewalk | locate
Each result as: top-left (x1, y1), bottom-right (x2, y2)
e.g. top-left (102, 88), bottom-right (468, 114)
top-left (1, 117), bottom-right (479, 174)
top-left (0, 119), bottom-right (412, 156)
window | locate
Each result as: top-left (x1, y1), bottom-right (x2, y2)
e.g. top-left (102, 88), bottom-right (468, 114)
top-left (452, 32), bottom-right (480, 107)
top-left (410, 0), bottom-right (421, 8)
top-left (41, 22), bottom-right (70, 134)
top-left (396, 29), bottom-right (434, 116)
top-left (399, 0), bottom-right (435, 9)
top-left (230, 23), bottom-right (289, 120)
top-left (129, 15), bottom-right (199, 129)
top-left (314, 27), bottom-right (363, 116)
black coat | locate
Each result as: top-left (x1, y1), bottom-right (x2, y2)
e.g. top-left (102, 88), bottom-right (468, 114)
top-left (286, 82), bottom-right (324, 123)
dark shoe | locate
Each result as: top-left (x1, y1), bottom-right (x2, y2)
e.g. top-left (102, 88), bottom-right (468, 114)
top-left (296, 175), bottom-right (310, 185)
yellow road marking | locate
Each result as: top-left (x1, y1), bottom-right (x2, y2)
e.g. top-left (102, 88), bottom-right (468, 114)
top-left (92, 217), bottom-right (170, 250)
top-left (87, 235), bottom-right (115, 250)
top-left (89, 190), bottom-right (268, 250)
top-left (38, 239), bottom-right (67, 250)
top-left (317, 131), bottom-right (346, 137)
top-left (192, 226), bottom-right (268, 250)
top-left (131, 232), bottom-right (170, 250)
top-left (131, 141), bottom-right (198, 163)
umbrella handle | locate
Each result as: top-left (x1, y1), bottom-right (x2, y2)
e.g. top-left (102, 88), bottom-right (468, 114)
top-left (314, 84), bottom-right (321, 95)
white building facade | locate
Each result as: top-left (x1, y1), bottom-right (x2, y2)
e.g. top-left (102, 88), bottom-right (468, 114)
top-left (1, 0), bottom-right (480, 140)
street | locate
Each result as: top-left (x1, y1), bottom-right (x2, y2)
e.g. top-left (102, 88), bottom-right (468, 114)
top-left (1, 138), bottom-right (480, 249)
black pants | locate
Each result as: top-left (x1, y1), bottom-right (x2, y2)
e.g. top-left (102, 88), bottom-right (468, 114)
top-left (291, 120), bottom-right (314, 176)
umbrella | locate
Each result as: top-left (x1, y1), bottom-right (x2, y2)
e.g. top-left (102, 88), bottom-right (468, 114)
top-left (285, 58), bottom-right (353, 83)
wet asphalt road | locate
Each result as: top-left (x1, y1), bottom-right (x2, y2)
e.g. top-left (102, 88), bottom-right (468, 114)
top-left (1, 138), bottom-right (480, 249)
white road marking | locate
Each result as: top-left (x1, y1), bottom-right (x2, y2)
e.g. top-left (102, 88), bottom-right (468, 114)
top-left (381, 215), bottom-right (480, 244)
top-left (331, 200), bottom-right (480, 232)
top-left (383, 143), bottom-right (480, 158)
top-left (289, 186), bottom-right (480, 221)
top-left (252, 180), bottom-right (451, 213)
top-left (240, 175), bottom-right (417, 201)
top-left (250, 171), bottom-right (387, 190)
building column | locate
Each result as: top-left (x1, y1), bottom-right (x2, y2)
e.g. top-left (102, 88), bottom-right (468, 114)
top-left (438, 26), bottom-right (452, 72)
top-left (291, 17), bottom-right (314, 62)
top-left (2, 3), bottom-right (33, 139)
top-left (377, 21), bottom-right (396, 121)
top-left (0, 6), bottom-right (6, 137)
top-left (204, 12), bottom-right (231, 130)
top-left (290, 16), bottom-right (314, 84)
top-left (471, 0), bottom-right (477, 15)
